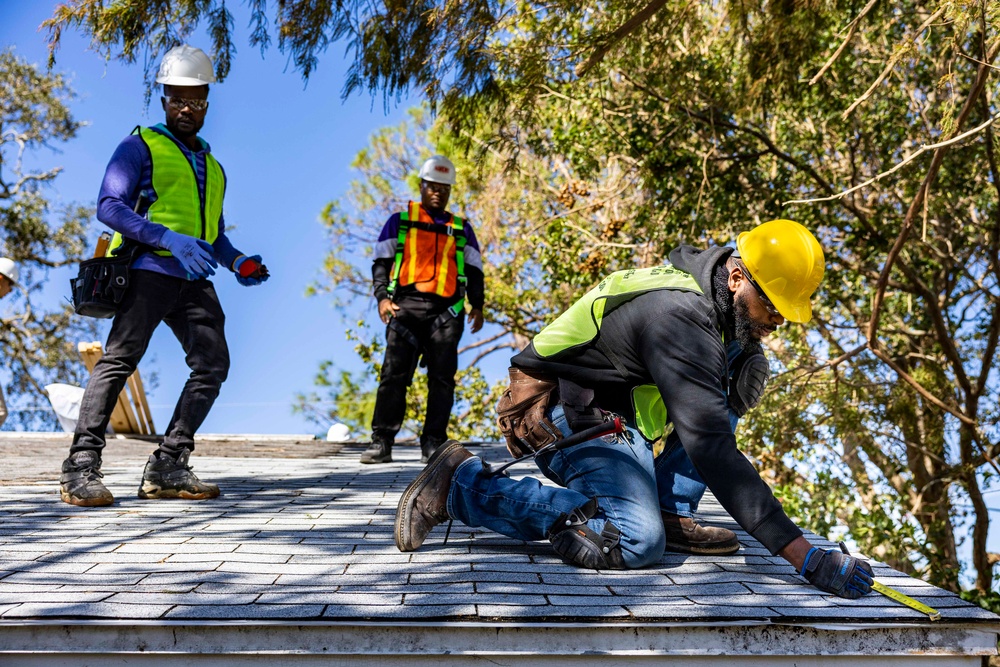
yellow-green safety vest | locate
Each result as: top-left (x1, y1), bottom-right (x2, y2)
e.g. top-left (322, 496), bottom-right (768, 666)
top-left (533, 265), bottom-right (711, 444)
top-left (107, 126), bottom-right (224, 257)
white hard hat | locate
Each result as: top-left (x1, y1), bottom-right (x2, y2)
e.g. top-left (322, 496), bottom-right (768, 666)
top-left (0, 257), bottom-right (19, 284)
top-left (418, 155), bottom-right (457, 185)
top-left (156, 45), bottom-right (216, 87)
top-left (325, 423), bottom-right (351, 442)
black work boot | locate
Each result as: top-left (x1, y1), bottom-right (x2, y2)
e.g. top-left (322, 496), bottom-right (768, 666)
top-left (360, 437), bottom-right (393, 464)
top-left (138, 449), bottom-right (220, 500)
top-left (420, 437), bottom-right (446, 464)
top-left (60, 450), bottom-right (114, 507)
top-left (395, 440), bottom-right (473, 552)
top-left (662, 511), bottom-right (740, 555)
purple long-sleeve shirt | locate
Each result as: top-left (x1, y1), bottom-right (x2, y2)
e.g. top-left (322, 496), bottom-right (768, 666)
top-left (96, 124), bottom-right (242, 279)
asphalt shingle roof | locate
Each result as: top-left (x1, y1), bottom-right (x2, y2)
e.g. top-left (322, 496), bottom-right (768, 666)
top-left (0, 435), bottom-right (997, 660)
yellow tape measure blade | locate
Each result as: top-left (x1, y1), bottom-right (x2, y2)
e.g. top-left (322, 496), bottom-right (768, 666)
top-left (872, 580), bottom-right (941, 621)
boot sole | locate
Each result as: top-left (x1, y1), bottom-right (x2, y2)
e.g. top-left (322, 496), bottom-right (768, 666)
top-left (60, 490), bottom-right (114, 507)
top-left (360, 456), bottom-right (392, 464)
top-left (394, 441), bottom-right (464, 552)
top-left (664, 539), bottom-right (740, 556)
top-left (138, 484), bottom-right (220, 500)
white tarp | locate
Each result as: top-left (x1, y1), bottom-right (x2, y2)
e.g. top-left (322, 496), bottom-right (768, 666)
top-left (45, 383), bottom-right (86, 433)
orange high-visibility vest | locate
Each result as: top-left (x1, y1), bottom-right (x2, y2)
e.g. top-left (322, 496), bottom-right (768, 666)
top-left (388, 201), bottom-right (467, 304)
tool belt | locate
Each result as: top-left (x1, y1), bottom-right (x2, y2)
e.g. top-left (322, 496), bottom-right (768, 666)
top-left (496, 367), bottom-right (609, 458)
top-left (70, 240), bottom-right (151, 319)
top-left (496, 367), bottom-right (559, 457)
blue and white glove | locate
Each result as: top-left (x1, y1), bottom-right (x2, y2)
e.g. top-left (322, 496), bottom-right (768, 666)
top-left (800, 547), bottom-right (874, 599)
top-left (233, 254), bottom-right (269, 287)
top-left (160, 229), bottom-right (217, 278)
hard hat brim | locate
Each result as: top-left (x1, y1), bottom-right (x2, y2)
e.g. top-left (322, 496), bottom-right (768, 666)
top-left (156, 75), bottom-right (215, 86)
top-left (420, 175), bottom-right (455, 186)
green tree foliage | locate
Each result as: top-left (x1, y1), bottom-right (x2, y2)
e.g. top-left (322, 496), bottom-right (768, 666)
top-left (48, 0), bottom-right (1000, 598)
top-left (0, 48), bottom-right (97, 429)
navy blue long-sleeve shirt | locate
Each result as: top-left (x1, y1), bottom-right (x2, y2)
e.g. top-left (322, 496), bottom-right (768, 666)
top-left (97, 123), bottom-right (242, 279)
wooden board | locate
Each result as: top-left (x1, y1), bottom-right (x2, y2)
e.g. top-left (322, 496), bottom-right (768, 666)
top-left (77, 341), bottom-right (154, 435)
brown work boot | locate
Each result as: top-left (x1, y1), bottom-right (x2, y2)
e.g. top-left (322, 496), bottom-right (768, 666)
top-left (395, 440), bottom-right (473, 552)
top-left (60, 450), bottom-right (114, 507)
top-left (662, 511), bottom-right (740, 555)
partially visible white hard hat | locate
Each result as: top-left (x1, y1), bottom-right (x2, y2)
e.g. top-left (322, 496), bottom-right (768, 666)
top-left (0, 257), bottom-right (19, 284)
top-left (418, 155), bottom-right (456, 185)
top-left (326, 422), bottom-right (351, 442)
top-left (156, 45), bottom-right (216, 87)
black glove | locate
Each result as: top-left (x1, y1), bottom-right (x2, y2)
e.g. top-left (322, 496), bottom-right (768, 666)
top-left (800, 547), bottom-right (874, 599)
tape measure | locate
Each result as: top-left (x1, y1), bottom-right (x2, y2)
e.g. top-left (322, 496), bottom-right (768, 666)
top-left (836, 542), bottom-right (941, 621)
top-left (872, 580), bottom-right (941, 621)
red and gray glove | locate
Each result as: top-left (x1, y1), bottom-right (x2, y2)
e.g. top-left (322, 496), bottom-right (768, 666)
top-left (233, 255), bottom-right (269, 286)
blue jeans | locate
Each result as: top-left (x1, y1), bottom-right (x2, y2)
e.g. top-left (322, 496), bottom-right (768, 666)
top-left (448, 404), bottom-right (729, 568)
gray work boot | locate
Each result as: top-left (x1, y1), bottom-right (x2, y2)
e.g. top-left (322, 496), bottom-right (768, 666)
top-left (395, 440), bottom-right (473, 552)
top-left (662, 511), bottom-right (740, 555)
top-left (360, 437), bottom-right (392, 464)
top-left (138, 449), bottom-right (220, 500)
top-left (60, 450), bottom-right (114, 507)
top-left (420, 437), bottom-right (446, 464)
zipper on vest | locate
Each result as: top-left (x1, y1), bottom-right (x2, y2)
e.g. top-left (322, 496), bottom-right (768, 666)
top-left (187, 152), bottom-right (207, 240)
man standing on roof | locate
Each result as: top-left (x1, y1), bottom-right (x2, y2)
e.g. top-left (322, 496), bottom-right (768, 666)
top-left (0, 258), bottom-right (18, 429)
top-left (395, 219), bottom-right (874, 599)
top-left (59, 45), bottom-right (270, 507)
top-left (361, 155), bottom-right (485, 465)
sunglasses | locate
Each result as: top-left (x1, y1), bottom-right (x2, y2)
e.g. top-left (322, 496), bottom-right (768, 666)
top-left (164, 96), bottom-right (209, 112)
top-left (422, 181), bottom-right (451, 192)
top-left (737, 261), bottom-right (781, 317)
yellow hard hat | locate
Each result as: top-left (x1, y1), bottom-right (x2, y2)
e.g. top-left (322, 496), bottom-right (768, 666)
top-left (736, 219), bottom-right (825, 323)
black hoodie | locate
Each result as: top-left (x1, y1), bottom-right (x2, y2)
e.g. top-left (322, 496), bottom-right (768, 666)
top-left (512, 245), bottom-right (802, 555)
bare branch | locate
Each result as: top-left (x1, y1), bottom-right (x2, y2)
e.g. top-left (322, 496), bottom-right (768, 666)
top-left (809, 0), bottom-right (880, 86)
top-left (841, 6), bottom-right (947, 119)
top-left (783, 109), bottom-right (1000, 207)
top-left (575, 0), bottom-right (670, 77)
top-left (869, 38), bottom-right (1000, 349)
top-left (868, 346), bottom-right (974, 425)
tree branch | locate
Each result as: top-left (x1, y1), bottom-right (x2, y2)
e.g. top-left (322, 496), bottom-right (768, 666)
top-left (868, 38), bottom-right (1000, 349)
top-left (809, 0), bottom-right (880, 86)
top-left (575, 0), bottom-right (670, 77)
top-left (841, 6), bottom-right (947, 119)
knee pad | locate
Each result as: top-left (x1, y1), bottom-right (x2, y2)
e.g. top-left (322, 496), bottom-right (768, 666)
top-left (547, 498), bottom-right (626, 570)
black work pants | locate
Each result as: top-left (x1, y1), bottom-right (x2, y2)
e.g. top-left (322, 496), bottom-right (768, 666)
top-left (71, 270), bottom-right (230, 458)
top-left (371, 297), bottom-right (464, 445)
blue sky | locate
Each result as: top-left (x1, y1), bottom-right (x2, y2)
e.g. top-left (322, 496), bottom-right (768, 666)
top-left (0, 2), bottom-right (436, 436)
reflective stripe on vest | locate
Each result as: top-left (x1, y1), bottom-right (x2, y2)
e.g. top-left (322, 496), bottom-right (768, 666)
top-left (107, 126), bottom-right (224, 257)
top-left (533, 265), bottom-right (707, 444)
top-left (387, 201), bottom-right (466, 309)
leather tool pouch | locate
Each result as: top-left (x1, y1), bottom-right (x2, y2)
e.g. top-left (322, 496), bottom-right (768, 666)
top-left (70, 241), bottom-right (149, 319)
top-left (496, 367), bottom-right (560, 457)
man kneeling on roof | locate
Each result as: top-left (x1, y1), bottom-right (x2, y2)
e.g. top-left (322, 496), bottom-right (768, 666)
top-left (394, 219), bottom-right (873, 599)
